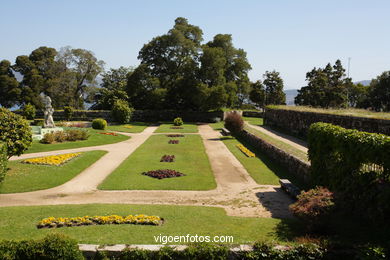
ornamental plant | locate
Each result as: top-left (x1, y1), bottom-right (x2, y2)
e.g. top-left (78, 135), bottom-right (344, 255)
top-left (236, 144), bottom-right (255, 157)
top-left (92, 118), bottom-right (107, 130)
top-left (0, 108), bottom-right (32, 158)
top-left (63, 106), bottom-right (74, 121)
top-left (22, 153), bottom-right (81, 166)
top-left (160, 155), bottom-right (175, 162)
top-left (166, 134), bottom-right (184, 137)
top-left (168, 140), bottom-right (179, 144)
top-left (40, 129), bottom-right (89, 144)
top-left (173, 117), bottom-right (183, 126)
top-left (22, 103), bottom-right (36, 120)
top-left (112, 99), bottom-right (133, 123)
top-left (289, 186), bottom-right (335, 232)
top-left (224, 112), bottom-right (244, 134)
top-left (142, 169), bottom-right (185, 179)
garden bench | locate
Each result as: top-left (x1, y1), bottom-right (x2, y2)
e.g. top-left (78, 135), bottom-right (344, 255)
top-left (279, 179), bottom-right (301, 199)
top-left (221, 128), bottom-right (231, 136)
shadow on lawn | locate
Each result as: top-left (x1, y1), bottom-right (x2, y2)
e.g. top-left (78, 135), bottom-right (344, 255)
top-left (255, 188), bottom-right (294, 219)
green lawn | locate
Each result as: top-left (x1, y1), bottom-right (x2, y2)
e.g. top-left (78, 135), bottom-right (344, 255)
top-left (0, 151), bottom-right (107, 193)
top-left (26, 128), bottom-right (129, 154)
top-left (0, 204), bottom-right (301, 244)
top-left (155, 123), bottom-right (198, 133)
top-left (99, 134), bottom-right (216, 190)
top-left (220, 136), bottom-right (306, 188)
top-left (107, 122), bottom-right (150, 133)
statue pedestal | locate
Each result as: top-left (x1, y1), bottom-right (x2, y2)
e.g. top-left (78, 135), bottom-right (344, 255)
top-left (31, 126), bottom-right (64, 140)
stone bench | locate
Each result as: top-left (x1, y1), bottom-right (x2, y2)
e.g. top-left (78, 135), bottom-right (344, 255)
top-left (221, 128), bottom-right (231, 136)
top-left (279, 179), bottom-right (301, 199)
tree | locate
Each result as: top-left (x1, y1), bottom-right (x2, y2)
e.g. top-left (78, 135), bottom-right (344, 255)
top-left (0, 60), bottom-right (20, 108)
top-left (249, 80), bottom-right (265, 108)
top-left (92, 66), bottom-right (132, 109)
top-left (295, 60), bottom-right (350, 108)
top-left (369, 71), bottom-right (390, 111)
top-left (348, 83), bottom-right (370, 108)
top-left (263, 71), bottom-right (285, 105)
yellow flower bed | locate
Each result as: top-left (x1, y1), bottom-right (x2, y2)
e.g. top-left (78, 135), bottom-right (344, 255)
top-left (37, 214), bottom-right (162, 228)
top-left (236, 144), bottom-right (255, 157)
top-left (22, 153), bottom-right (82, 166)
top-left (123, 125), bottom-right (133, 129)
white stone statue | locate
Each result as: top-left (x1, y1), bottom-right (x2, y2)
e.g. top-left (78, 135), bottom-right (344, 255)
top-left (43, 95), bottom-right (56, 128)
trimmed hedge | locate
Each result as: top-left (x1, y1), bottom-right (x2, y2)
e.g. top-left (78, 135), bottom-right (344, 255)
top-left (92, 118), bottom-right (107, 130)
top-left (308, 122), bottom-right (390, 222)
top-left (0, 143), bottom-right (7, 183)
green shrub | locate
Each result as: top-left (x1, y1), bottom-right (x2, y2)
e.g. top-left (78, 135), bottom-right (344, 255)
top-left (173, 117), bottom-right (184, 126)
top-left (22, 103), bottom-right (36, 120)
top-left (41, 133), bottom-right (56, 144)
top-left (32, 119), bottom-right (44, 126)
top-left (0, 233), bottom-right (83, 260)
top-left (112, 99), bottom-right (133, 123)
top-left (40, 130), bottom-right (89, 144)
top-left (289, 187), bottom-right (334, 232)
top-left (308, 122), bottom-right (390, 222)
top-left (0, 143), bottom-right (7, 184)
top-left (63, 106), bottom-right (74, 121)
top-left (0, 108), bottom-right (32, 158)
top-left (66, 129), bottom-right (89, 141)
top-left (224, 112), bottom-right (244, 134)
top-left (92, 118), bottom-right (107, 130)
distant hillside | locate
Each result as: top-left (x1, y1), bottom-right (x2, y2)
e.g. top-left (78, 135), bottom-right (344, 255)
top-left (284, 89), bottom-right (298, 105)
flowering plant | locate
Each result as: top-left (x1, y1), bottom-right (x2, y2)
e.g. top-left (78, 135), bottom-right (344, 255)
top-left (99, 132), bottom-right (117, 136)
top-left (168, 140), bottom-right (179, 144)
top-left (166, 134), bottom-right (184, 138)
top-left (236, 144), bottom-right (255, 157)
top-left (142, 169), bottom-right (185, 179)
top-left (22, 153), bottom-right (81, 166)
top-left (160, 155), bottom-right (175, 162)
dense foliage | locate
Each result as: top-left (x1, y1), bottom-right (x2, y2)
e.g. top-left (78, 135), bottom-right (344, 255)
top-left (224, 112), bottom-right (244, 133)
top-left (40, 129), bottom-right (89, 144)
top-left (308, 122), bottom-right (390, 223)
top-left (112, 99), bottom-right (133, 123)
top-left (63, 106), bottom-right (74, 121)
top-left (0, 108), bottom-right (32, 158)
top-left (0, 143), bottom-right (7, 183)
top-left (22, 103), bottom-right (36, 120)
top-left (173, 117), bottom-right (183, 126)
top-left (92, 118), bottom-right (107, 130)
top-left (290, 187), bottom-right (334, 232)
top-left (369, 71), bottom-right (390, 111)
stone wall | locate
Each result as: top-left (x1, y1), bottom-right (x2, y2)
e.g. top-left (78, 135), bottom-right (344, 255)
top-left (239, 130), bottom-right (311, 184)
top-left (28, 110), bottom-right (224, 123)
top-left (264, 108), bottom-right (390, 137)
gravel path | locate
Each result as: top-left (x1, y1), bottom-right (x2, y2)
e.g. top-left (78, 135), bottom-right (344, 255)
top-left (0, 125), bottom-right (293, 218)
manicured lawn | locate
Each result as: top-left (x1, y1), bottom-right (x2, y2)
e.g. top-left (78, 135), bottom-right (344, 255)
top-left (99, 135), bottom-right (216, 190)
top-left (26, 128), bottom-right (129, 154)
top-left (0, 204), bottom-right (301, 244)
top-left (155, 123), bottom-right (198, 133)
top-left (220, 136), bottom-right (306, 188)
top-left (107, 122), bottom-right (150, 133)
top-left (0, 151), bottom-right (107, 193)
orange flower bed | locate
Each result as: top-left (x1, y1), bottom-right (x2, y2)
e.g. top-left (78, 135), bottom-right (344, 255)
top-left (99, 132), bottom-right (117, 136)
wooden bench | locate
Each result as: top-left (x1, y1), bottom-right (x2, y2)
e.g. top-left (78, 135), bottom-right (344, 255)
top-left (279, 179), bottom-right (301, 199)
top-left (221, 128), bottom-right (231, 136)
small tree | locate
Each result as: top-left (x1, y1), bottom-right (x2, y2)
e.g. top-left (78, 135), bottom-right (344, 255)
top-left (224, 112), bottom-right (244, 134)
top-left (0, 108), bottom-right (32, 158)
top-left (249, 80), bottom-right (265, 108)
top-left (112, 99), bottom-right (133, 124)
top-left (22, 103), bottom-right (36, 120)
top-left (63, 106), bottom-right (74, 121)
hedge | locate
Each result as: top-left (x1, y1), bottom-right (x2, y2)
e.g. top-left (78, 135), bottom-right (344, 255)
top-left (0, 143), bottom-right (7, 183)
top-left (308, 122), bottom-right (390, 222)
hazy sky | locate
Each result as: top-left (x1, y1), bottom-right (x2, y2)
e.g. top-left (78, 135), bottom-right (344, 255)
top-left (1, 0), bottom-right (389, 89)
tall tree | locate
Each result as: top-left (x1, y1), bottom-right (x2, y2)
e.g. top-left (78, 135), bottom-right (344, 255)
top-left (263, 71), bottom-right (286, 105)
top-left (0, 60), bottom-right (20, 108)
top-left (249, 80), bottom-right (265, 108)
top-left (369, 71), bottom-right (390, 111)
top-left (348, 83), bottom-right (370, 108)
top-left (295, 60), bottom-right (350, 108)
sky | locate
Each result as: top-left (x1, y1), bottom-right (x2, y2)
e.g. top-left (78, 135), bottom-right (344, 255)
top-left (1, 0), bottom-right (389, 90)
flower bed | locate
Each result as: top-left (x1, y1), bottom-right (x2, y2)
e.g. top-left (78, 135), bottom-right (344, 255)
top-left (22, 153), bottom-right (82, 166)
top-left (160, 155), bottom-right (175, 162)
top-left (99, 132), bottom-right (117, 136)
top-left (236, 144), bottom-right (255, 157)
top-left (37, 214), bottom-right (162, 229)
top-left (168, 140), bottom-right (179, 144)
top-left (123, 125), bottom-right (133, 129)
top-left (166, 134), bottom-right (184, 137)
top-left (142, 169), bottom-right (185, 179)
top-left (170, 126), bottom-right (183, 129)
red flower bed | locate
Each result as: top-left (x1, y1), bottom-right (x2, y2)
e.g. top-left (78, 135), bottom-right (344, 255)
top-left (168, 140), bottom-right (179, 144)
top-left (170, 126), bottom-right (183, 129)
top-left (160, 155), bottom-right (175, 162)
top-left (99, 132), bottom-right (117, 136)
top-left (142, 169), bottom-right (185, 179)
top-left (166, 134), bottom-right (184, 137)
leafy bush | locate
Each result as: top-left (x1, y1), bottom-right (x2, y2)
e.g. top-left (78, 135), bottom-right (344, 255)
top-left (92, 118), bottom-right (107, 130)
top-left (112, 99), bottom-right (133, 123)
top-left (0, 233), bottom-right (83, 260)
top-left (173, 117), bottom-right (183, 126)
top-left (22, 103), bottom-right (36, 120)
top-left (41, 133), bottom-right (56, 144)
top-left (224, 112), bottom-right (244, 134)
top-left (0, 108), bottom-right (32, 158)
top-left (63, 106), bottom-right (74, 121)
top-left (289, 187), bottom-right (334, 232)
top-left (0, 143), bottom-right (7, 184)
top-left (40, 130), bottom-right (89, 144)
top-left (32, 119), bottom-right (44, 126)
top-left (308, 122), bottom-right (390, 222)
